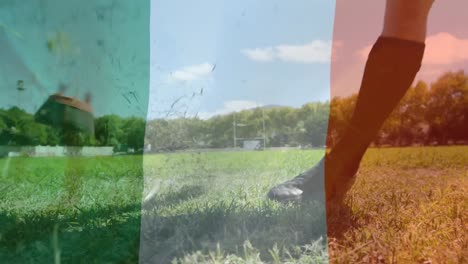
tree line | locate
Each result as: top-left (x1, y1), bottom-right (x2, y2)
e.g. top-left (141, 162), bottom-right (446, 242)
top-left (0, 108), bottom-right (146, 151)
top-left (147, 70), bottom-right (467, 150)
top-left (1, 70), bottom-right (466, 151)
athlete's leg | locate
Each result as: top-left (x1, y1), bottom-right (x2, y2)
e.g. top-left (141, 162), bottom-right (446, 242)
top-left (324, 0), bottom-right (434, 202)
top-left (268, 0), bottom-right (434, 203)
top-left (382, 0), bottom-right (434, 42)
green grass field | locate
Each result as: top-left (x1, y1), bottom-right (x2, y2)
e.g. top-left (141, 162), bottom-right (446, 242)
top-left (1, 147), bottom-right (467, 263)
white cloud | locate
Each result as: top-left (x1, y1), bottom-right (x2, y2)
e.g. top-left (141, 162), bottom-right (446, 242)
top-left (241, 40), bottom-right (332, 64)
top-left (424, 32), bottom-right (468, 65)
top-left (171, 63), bottom-right (214, 81)
top-left (198, 100), bottom-right (262, 119)
top-left (357, 32), bottom-right (468, 65)
top-left (357, 45), bottom-right (372, 60)
top-left (331, 40), bottom-right (344, 62)
top-left (276, 40), bottom-right (331, 63)
top-left (241, 47), bottom-right (275, 62)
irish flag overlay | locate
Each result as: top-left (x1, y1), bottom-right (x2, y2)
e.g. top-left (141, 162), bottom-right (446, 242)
top-left (1, 1), bottom-right (466, 263)
top-left (1, 0), bottom-right (149, 263)
top-left (328, 1), bottom-right (467, 262)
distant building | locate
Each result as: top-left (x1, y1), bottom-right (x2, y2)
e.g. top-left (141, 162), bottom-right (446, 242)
top-left (144, 143), bottom-right (152, 152)
top-left (243, 140), bottom-right (261, 150)
top-left (34, 93), bottom-right (94, 134)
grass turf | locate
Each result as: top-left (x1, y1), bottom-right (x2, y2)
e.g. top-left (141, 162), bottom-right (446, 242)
top-left (0, 146), bottom-right (466, 263)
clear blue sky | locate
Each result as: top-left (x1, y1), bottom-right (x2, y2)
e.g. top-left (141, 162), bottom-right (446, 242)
top-left (149, 0), bottom-right (336, 119)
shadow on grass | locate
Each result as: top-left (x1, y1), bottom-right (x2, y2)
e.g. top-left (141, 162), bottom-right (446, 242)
top-left (140, 188), bottom-right (328, 263)
top-left (0, 183), bottom-right (205, 263)
top-left (0, 203), bottom-right (142, 263)
top-left (325, 202), bottom-right (361, 244)
top-left (1, 185), bottom-right (328, 264)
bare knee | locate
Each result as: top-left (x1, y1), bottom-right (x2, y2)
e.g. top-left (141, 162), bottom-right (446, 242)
top-left (382, 0), bottom-right (435, 42)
